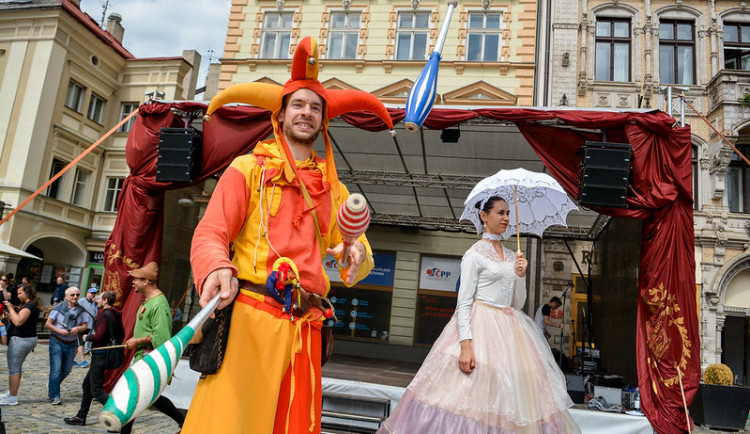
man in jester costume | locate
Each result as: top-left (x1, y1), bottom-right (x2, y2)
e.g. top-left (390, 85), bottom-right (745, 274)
top-left (183, 37), bottom-right (394, 433)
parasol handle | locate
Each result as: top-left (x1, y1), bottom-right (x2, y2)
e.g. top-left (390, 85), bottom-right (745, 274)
top-left (514, 185), bottom-right (520, 254)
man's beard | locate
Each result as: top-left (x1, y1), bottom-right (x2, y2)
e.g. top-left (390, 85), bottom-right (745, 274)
top-left (283, 123), bottom-right (321, 146)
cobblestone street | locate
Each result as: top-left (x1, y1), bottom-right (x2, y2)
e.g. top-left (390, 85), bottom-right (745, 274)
top-left (0, 342), bottom-right (181, 434)
top-left (0, 340), bottom-right (747, 433)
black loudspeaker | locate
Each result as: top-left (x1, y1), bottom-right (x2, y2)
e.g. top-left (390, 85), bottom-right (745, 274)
top-left (156, 128), bottom-right (202, 183)
top-left (578, 141), bottom-right (632, 208)
top-left (565, 373), bottom-right (586, 404)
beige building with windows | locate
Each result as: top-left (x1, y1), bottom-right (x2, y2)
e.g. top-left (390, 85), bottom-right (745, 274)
top-left (203, 0), bottom-right (600, 363)
top-left (0, 0), bottom-right (200, 301)
top-left (540, 0), bottom-right (750, 382)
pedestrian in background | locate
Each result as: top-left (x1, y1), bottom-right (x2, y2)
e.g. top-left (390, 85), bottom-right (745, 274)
top-left (63, 290), bottom-right (124, 426)
top-left (0, 274), bottom-right (19, 307)
top-left (121, 262), bottom-right (183, 433)
top-left (51, 276), bottom-right (67, 305)
top-left (0, 284), bottom-right (40, 406)
top-left (74, 287), bottom-right (98, 368)
top-left (45, 287), bottom-right (88, 405)
top-left (0, 305), bottom-right (7, 346)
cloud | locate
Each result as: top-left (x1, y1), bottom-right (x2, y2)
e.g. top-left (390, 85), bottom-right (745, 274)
top-left (79, 0), bottom-right (230, 60)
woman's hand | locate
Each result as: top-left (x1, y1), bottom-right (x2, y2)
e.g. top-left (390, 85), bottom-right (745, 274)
top-left (515, 251), bottom-right (528, 278)
top-left (458, 340), bottom-right (476, 374)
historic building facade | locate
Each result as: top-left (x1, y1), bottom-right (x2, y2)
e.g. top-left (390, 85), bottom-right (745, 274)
top-left (0, 0), bottom-right (201, 300)
top-left (202, 0), bottom-right (599, 361)
top-left (541, 0), bottom-right (750, 381)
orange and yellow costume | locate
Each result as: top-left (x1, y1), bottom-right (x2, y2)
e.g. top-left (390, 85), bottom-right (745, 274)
top-left (183, 37), bottom-right (393, 434)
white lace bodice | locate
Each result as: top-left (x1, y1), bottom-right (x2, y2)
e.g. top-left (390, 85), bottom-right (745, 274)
top-left (456, 240), bottom-right (526, 342)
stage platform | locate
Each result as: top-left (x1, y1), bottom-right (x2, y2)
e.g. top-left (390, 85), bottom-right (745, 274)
top-left (163, 354), bottom-right (654, 433)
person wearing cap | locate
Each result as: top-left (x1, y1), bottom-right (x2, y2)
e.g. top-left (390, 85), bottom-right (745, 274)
top-left (74, 287), bottom-right (99, 368)
top-left (183, 37), bottom-right (393, 434)
top-left (121, 262), bottom-right (184, 433)
top-left (45, 286), bottom-right (88, 405)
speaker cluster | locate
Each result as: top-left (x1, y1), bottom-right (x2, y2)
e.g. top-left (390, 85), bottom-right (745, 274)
top-left (156, 128), bottom-right (202, 183)
top-left (578, 141), bottom-right (632, 208)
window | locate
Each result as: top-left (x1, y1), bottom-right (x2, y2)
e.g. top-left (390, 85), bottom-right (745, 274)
top-left (595, 18), bottom-right (631, 81)
top-left (728, 144), bottom-right (749, 213)
top-left (396, 11), bottom-right (430, 60)
top-left (87, 93), bottom-right (105, 123)
top-left (46, 158), bottom-right (68, 200)
top-left (65, 81), bottom-right (85, 112)
top-left (659, 20), bottom-right (695, 85)
top-left (118, 102), bottom-right (139, 133)
top-left (466, 12), bottom-right (503, 61)
top-left (724, 22), bottom-right (750, 71)
top-left (328, 12), bottom-right (360, 60)
top-left (103, 177), bottom-right (125, 212)
top-left (71, 168), bottom-right (90, 207)
top-left (260, 12), bottom-right (294, 59)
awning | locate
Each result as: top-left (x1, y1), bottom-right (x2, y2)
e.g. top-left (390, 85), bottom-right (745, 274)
top-left (0, 241), bottom-right (41, 261)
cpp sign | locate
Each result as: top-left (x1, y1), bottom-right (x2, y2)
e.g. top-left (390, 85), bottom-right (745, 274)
top-left (419, 256), bottom-right (461, 292)
top-left (426, 268), bottom-right (451, 279)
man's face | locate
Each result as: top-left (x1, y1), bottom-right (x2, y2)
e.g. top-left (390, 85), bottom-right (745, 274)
top-left (132, 277), bottom-right (148, 294)
top-left (86, 292), bottom-right (96, 302)
top-left (552, 301), bottom-right (562, 310)
top-left (277, 88), bottom-right (324, 146)
top-left (66, 289), bottom-right (81, 306)
top-left (21, 277), bottom-right (28, 284)
top-left (96, 296), bottom-right (105, 309)
top-left (57, 277), bottom-right (63, 285)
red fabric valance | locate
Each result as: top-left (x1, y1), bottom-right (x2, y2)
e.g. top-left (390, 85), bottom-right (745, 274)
top-left (103, 103), bottom-right (697, 433)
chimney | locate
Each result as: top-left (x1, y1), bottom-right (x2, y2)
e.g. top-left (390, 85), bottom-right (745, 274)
top-left (106, 13), bottom-right (124, 44)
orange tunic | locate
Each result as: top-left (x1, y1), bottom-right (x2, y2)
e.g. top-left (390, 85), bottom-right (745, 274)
top-left (184, 139), bottom-right (373, 434)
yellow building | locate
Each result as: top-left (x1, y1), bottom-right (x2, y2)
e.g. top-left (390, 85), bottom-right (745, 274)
top-left (201, 0), bottom-right (597, 361)
top-left (0, 0), bottom-right (200, 301)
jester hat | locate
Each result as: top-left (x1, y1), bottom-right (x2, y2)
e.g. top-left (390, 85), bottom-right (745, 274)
top-left (205, 37), bottom-right (394, 198)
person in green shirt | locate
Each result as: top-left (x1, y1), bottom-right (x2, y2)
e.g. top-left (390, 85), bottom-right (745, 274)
top-left (120, 262), bottom-right (184, 434)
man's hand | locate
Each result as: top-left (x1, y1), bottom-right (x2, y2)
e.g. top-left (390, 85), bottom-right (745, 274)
top-left (125, 336), bottom-right (145, 350)
top-left (327, 241), bottom-right (366, 285)
top-left (200, 268), bottom-right (238, 311)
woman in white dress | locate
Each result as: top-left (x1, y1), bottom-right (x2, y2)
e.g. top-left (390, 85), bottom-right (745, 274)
top-left (378, 196), bottom-right (580, 434)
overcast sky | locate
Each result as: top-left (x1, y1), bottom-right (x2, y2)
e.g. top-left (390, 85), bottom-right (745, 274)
top-left (79, 0), bottom-right (232, 97)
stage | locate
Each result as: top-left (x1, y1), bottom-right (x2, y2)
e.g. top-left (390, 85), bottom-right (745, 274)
top-left (162, 355), bottom-right (654, 433)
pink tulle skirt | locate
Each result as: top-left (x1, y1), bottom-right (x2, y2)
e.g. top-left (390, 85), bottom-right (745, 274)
top-left (379, 301), bottom-right (580, 434)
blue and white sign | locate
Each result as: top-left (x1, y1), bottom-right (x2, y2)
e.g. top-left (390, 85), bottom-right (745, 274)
top-left (323, 252), bottom-right (396, 287)
top-left (419, 256), bottom-right (461, 292)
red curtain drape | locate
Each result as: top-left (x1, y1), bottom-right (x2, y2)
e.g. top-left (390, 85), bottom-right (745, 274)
top-left (102, 102), bottom-right (272, 390)
top-left (103, 103), bottom-right (697, 434)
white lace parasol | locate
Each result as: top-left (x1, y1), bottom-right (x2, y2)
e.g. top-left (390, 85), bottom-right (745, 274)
top-left (460, 168), bottom-right (578, 238)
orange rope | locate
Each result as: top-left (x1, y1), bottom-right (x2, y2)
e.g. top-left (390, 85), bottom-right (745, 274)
top-left (680, 95), bottom-right (750, 167)
top-left (0, 109), bottom-right (138, 227)
top-left (676, 366), bottom-right (693, 434)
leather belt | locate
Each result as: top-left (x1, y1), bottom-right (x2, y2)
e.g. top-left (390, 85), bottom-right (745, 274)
top-left (51, 334), bottom-right (77, 344)
top-left (238, 279), bottom-right (327, 318)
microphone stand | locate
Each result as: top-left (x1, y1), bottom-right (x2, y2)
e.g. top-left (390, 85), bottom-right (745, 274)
top-left (558, 281), bottom-right (573, 371)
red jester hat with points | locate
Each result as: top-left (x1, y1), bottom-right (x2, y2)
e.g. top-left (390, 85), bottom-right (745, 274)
top-left (205, 36), bottom-right (395, 200)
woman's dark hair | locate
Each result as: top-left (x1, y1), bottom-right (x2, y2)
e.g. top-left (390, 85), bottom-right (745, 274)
top-left (18, 283), bottom-right (40, 309)
top-left (475, 196), bottom-right (507, 214)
